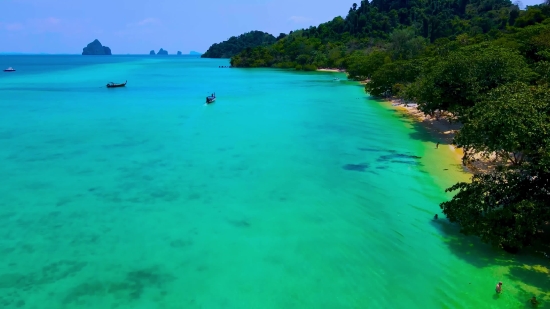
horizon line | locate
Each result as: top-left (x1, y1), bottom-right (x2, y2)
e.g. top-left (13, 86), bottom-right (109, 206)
top-left (0, 53), bottom-right (204, 55)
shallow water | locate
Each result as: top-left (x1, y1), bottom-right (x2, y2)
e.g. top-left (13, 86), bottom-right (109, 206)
top-left (0, 55), bottom-right (548, 308)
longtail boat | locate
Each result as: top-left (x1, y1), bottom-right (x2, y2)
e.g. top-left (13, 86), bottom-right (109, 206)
top-left (106, 81), bottom-right (127, 88)
top-left (206, 93), bottom-right (216, 104)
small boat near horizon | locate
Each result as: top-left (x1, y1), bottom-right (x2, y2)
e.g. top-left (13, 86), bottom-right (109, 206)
top-left (106, 81), bottom-right (127, 88)
top-left (4, 67), bottom-right (15, 72)
top-left (206, 93), bottom-right (216, 104)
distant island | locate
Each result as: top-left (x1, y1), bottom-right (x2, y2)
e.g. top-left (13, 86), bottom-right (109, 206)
top-left (149, 48), bottom-right (168, 55)
top-left (201, 31), bottom-right (276, 58)
top-left (82, 39), bottom-right (111, 55)
top-left (177, 51), bottom-right (182, 56)
top-left (190, 51), bottom-right (202, 55)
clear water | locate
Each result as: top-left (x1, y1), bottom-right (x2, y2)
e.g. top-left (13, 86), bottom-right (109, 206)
top-left (0, 55), bottom-right (548, 308)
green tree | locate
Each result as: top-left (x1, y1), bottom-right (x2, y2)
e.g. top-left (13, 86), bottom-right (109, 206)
top-left (534, 61), bottom-right (550, 84)
top-left (365, 59), bottom-right (423, 96)
top-left (442, 83), bottom-right (550, 253)
top-left (514, 7), bottom-right (548, 28)
top-left (404, 44), bottom-right (534, 118)
top-left (346, 50), bottom-right (388, 80)
top-left (229, 0), bottom-right (517, 70)
top-left (442, 169), bottom-right (550, 253)
top-left (202, 31), bottom-right (276, 58)
top-left (454, 82), bottom-right (550, 166)
top-left (387, 28), bottom-right (428, 60)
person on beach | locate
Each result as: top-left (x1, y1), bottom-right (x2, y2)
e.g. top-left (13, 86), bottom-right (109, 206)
top-left (495, 282), bottom-right (502, 293)
top-left (436, 142), bottom-right (440, 149)
top-left (530, 296), bottom-right (539, 306)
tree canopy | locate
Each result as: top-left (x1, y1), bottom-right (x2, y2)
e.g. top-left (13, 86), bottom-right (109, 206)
top-left (201, 31), bottom-right (276, 59)
top-left (403, 44), bottom-right (534, 118)
top-left (442, 83), bottom-right (550, 253)
top-left (230, 0), bottom-right (519, 68)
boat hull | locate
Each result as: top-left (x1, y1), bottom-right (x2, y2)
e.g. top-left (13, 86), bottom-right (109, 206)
top-left (106, 81), bottom-right (127, 88)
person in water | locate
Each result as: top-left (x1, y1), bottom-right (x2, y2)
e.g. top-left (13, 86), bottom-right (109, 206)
top-left (434, 214), bottom-right (438, 220)
top-left (530, 296), bottom-right (539, 306)
top-left (495, 282), bottom-right (502, 293)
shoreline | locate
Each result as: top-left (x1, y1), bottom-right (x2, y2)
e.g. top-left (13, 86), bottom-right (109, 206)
top-left (384, 98), bottom-right (496, 175)
top-left (316, 68), bottom-right (346, 72)
top-left (313, 70), bottom-right (488, 174)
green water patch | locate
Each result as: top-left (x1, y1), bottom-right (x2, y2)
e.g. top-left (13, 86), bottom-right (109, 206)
top-left (0, 57), bottom-right (547, 308)
top-left (370, 94), bottom-right (550, 308)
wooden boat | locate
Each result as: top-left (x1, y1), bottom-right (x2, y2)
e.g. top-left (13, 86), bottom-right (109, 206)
top-left (206, 93), bottom-right (216, 104)
top-left (4, 67), bottom-right (15, 72)
top-left (106, 81), bottom-right (127, 88)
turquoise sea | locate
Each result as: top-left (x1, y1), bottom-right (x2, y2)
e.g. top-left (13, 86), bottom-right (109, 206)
top-left (0, 55), bottom-right (548, 308)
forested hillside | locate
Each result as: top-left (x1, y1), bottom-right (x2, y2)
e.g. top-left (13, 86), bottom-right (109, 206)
top-left (225, 1), bottom-right (550, 254)
top-left (201, 31), bottom-right (277, 58)
top-left (230, 0), bottom-right (521, 68)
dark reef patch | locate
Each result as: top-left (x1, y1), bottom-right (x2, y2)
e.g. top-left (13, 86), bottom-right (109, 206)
top-left (63, 267), bottom-right (175, 305)
top-left (342, 163), bottom-right (369, 172)
top-left (227, 219), bottom-right (251, 228)
top-left (377, 153), bottom-right (422, 162)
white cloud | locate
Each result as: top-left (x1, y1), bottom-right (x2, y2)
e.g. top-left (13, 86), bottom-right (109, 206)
top-left (3, 23), bottom-right (24, 31)
top-left (26, 17), bottom-right (64, 33)
top-left (138, 18), bottom-right (158, 26)
top-left (0, 17), bottom-right (86, 36)
top-left (45, 17), bottom-right (61, 25)
top-left (127, 18), bottom-right (160, 27)
top-left (0, 18), bottom-right (64, 33)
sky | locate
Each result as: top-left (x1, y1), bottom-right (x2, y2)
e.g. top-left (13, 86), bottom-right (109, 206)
top-left (0, 0), bottom-right (546, 54)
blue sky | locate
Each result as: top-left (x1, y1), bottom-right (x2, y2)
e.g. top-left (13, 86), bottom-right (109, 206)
top-left (0, 0), bottom-right (546, 54)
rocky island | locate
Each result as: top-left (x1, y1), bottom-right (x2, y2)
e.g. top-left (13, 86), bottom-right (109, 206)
top-left (82, 39), bottom-right (112, 55)
top-left (177, 51), bottom-right (182, 56)
top-left (157, 48), bottom-right (168, 55)
top-left (149, 50), bottom-right (156, 55)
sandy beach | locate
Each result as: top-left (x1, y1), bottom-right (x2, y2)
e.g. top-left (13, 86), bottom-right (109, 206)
top-left (386, 98), bottom-right (498, 174)
top-left (317, 68), bottom-right (345, 72)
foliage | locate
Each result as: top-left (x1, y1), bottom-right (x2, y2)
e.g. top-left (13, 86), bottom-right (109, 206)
top-left (230, 0), bottom-right (516, 69)
top-left (513, 5), bottom-right (550, 28)
top-left (201, 31), bottom-right (276, 58)
top-left (346, 50), bottom-right (389, 80)
top-left (454, 82), bottom-right (550, 166)
top-left (387, 28), bottom-right (428, 60)
top-left (442, 83), bottom-right (550, 252)
top-left (365, 59), bottom-right (425, 96)
top-left (441, 168), bottom-right (550, 253)
top-left (403, 44), bottom-right (534, 118)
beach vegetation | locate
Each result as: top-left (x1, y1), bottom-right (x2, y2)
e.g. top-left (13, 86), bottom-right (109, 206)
top-left (441, 82), bottom-right (550, 253)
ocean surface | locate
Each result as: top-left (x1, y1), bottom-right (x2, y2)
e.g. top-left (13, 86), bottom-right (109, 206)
top-left (0, 55), bottom-right (548, 309)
